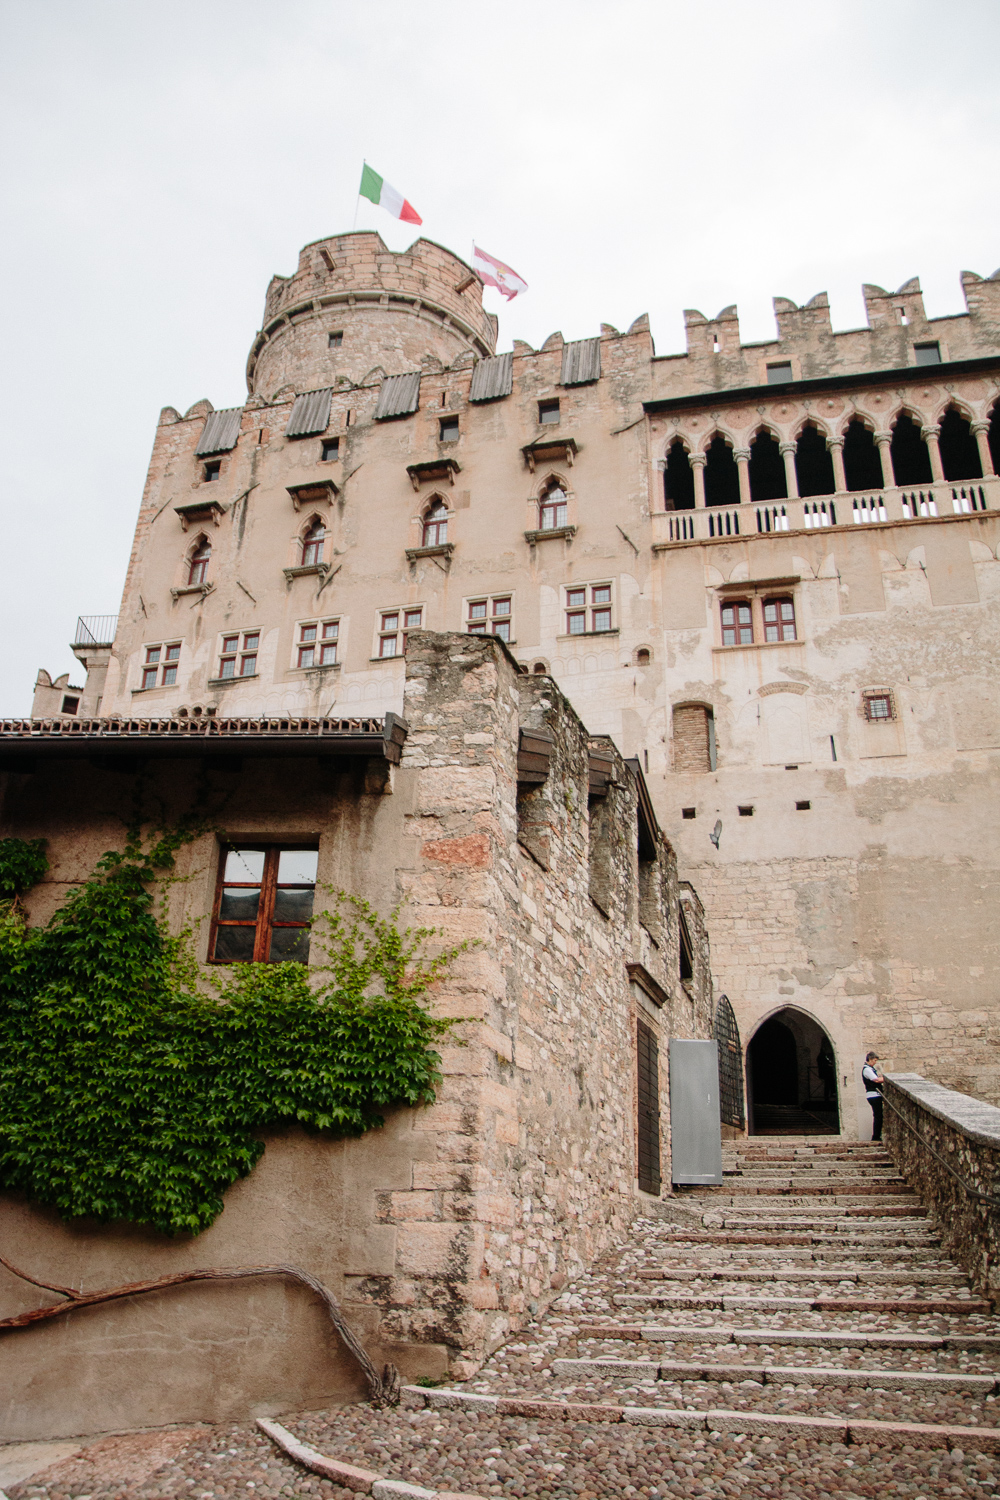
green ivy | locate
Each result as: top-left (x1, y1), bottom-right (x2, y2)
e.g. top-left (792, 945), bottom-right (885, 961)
top-left (0, 835), bottom-right (459, 1236)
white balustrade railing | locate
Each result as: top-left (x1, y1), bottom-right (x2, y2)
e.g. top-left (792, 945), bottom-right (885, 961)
top-left (653, 473), bottom-right (999, 547)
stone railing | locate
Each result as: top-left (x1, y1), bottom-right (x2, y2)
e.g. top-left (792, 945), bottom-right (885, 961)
top-left (882, 1073), bottom-right (1000, 1302)
top-left (651, 473), bottom-right (999, 548)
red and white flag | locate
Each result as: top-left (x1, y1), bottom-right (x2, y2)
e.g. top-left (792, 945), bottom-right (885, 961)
top-left (472, 244), bottom-right (528, 301)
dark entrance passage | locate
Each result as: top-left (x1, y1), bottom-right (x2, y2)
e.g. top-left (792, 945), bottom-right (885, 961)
top-left (747, 1007), bottom-right (839, 1134)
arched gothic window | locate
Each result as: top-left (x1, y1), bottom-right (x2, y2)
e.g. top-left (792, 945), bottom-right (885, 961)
top-left (188, 537), bottom-right (211, 586)
top-left (703, 434), bottom-right (740, 507)
top-left (302, 517), bottom-right (326, 567)
top-left (539, 482), bottom-right (568, 531)
top-left (989, 401), bottom-right (1000, 476)
top-left (843, 418), bottom-right (883, 492)
top-left (938, 406), bottom-right (982, 481)
top-left (748, 430), bottom-right (787, 503)
top-left (890, 413), bottom-right (933, 487)
top-left (794, 424), bottom-right (835, 497)
top-left (422, 499), bottom-right (449, 547)
top-left (663, 439), bottom-right (695, 510)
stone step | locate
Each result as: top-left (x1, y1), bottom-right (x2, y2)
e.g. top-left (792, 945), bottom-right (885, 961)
top-left (630, 1267), bottom-right (967, 1285)
top-left (647, 1231), bottom-right (942, 1247)
top-left (644, 1249), bottom-right (949, 1263)
top-left (581, 1323), bottom-right (1000, 1352)
top-left (549, 1356), bottom-right (999, 1393)
top-left (612, 1292), bottom-right (992, 1314)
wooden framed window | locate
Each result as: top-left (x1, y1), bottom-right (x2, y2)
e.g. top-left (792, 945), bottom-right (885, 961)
top-left (591, 583), bottom-right (612, 633)
top-left (140, 641), bottom-right (181, 690)
top-left (188, 538), bottom-right (211, 586)
top-left (566, 582), bottom-right (613, 635)
top-left (538, 399), bottom-right (560, 425)
top-left (218, 631), bottom-right (259, 679)
top-left (439, 416), bottom-right (459, 442)
top-left (296, 618), bottom-right (339, 668)
top-left (422, 501), bottom-right (449, 547)
top-left (762, 595), bottom-right (796, 642)
top-left (466, 594), bottom-right (512, 641)
top-left (203, 460), bottom-right (221, 482)
top-left (320, 437), bottom-right (340, 461)
top-left (379, 607), bottom-right (422, 658)
top-left (301, 517), bottom-right (326, 567)
top-left (721, 599), bottom-right (753, 646)
top-left (328, 331), bottom-right (343, 348)
top-left (539, 485), bottom-right (568, 531)
top-left (863, 689), bottom-right (895, 722)
top-left (210, 846), bottom-right (318, 964)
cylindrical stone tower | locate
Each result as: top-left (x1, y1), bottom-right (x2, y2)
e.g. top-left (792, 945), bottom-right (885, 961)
top-left (245, 232), bottom-right (498, 398)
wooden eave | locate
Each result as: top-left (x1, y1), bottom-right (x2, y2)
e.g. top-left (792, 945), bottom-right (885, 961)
top-left (517, 726), bottom-right (554, 785)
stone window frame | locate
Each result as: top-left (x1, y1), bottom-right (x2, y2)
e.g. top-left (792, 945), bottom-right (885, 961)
top-left (464, 592), bottom-right (514, 643)
top-left (538, 398), bottom-right (560, 426)
top-left (215, 628), bottom-right (260, 681)
top-left (715, 579), bottom-right (803, 652)
top-left (209, 844), bottom-right (318, 965)
top-left (374, 604), bottom-right (424, 660)
top-left (561, 578), bottom-right (616, 639)
top-left (137, 640), bottom-right (182, 692)
top-left (300, 514), bottom-right (328, 568)
top-left (862, 687), bottom-right (897, 722)
top-left (293, 616), bottom-right (341, 671)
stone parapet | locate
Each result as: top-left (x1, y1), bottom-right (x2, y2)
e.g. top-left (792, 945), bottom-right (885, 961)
top-left (883, 1073), bottom-right (1000, 1301)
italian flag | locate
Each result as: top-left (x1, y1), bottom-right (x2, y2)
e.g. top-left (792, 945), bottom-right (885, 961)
top-left (359, 164), bottom-right (422, 225)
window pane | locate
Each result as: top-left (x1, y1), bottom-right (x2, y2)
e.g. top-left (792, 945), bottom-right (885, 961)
top-left (220, 658), bottom-right (235, 678)
top-left (722, 628), bottom-right (736, 646)
top-left (141, 668), bottom-right (158, 689)
top-left (298, 646), bottom-right (315, 668)
top-left (219, 886), bottom-right (261, 921)
top-left (567, 589), bottom-right (586, 608)
top-left (468, 621), bottom-right (487, 633)
top-left (322, 620), bottom-right (339, 639)
top-left (492, 597), bottom-right (511, 616)
top-left (165, 643), bottom-right (181, 661)
top-left (763, 602), bottom-right (777, 623)
top-left (240, 654), bottom-right (257, 676)
top-left (225, 848), bottom-right (266, 881)
top-left (568, 612), bottom-right (585, 634)
top-left (300, 624), bottom-right (317, 642)
top-left (243, 632), bottom-right (260, 651)
top-left (162, 665), bottom-right (177, 686)
top-left (765, 624), bottom-right (778, 642)
top-left (273, 888), bottom-right (315, 923)
top-left (212, 925), bottom-right (257, 963)
top-left (320, 643), bottom-right (337, 664)
top-left (493, 620), bottom-right (510, 641)
top-left (593, 608), bottom-right (612, 632)
top-left (738, 605), bottom-right (751, 624)
top-left (469, 600), bottom-right (487, 619)
top-left (405, 610), bottom-right (423, 628)
top-left (379, 637), bottom-right (397, 657)
top-left (145, 647), bottom-right (161, 664)
top-left (592, 585), bottom-right (611, 604)
top-left (781, 601), bottom-right (794, 620)
top-left (222, 635), bottom-right (239, 653)
top-left (268, 927), bottom-right (311, 964)
top-left (277, 849), bottom-right (318, 884)
top-left (381, 613), bottom-right (399, 631)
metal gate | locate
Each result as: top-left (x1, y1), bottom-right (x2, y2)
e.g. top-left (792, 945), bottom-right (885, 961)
top-left (669, 1038), bottom-right (723, 1184)
top-left (636, 1019), bottom-right (661, 1195)
top-left (715, 994), bottom-right (746, 1129)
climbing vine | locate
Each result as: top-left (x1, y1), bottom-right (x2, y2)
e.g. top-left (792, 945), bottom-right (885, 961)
top-left (0, 834), bottom-right (460, 1236)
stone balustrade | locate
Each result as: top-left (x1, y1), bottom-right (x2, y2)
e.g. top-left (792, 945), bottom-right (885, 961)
top-left (883, 1072), bottom-right (1000, 1302)
top-left (652, 474), bottom-right (999, 548)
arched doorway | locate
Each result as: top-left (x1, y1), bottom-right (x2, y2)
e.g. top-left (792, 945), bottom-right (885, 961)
top-left (747, 1007), bottom-right (839, 1134)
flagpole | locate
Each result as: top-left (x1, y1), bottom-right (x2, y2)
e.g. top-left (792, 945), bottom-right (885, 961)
top-left (352, 161), bottom-right (364, 232)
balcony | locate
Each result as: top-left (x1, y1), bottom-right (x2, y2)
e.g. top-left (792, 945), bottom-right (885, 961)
top-left (652, 477), bottom-right (999, 549)
top-left (71, 616), bottom-right (118, 649)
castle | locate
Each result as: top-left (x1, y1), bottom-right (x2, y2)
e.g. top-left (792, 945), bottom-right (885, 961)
top-left (3, 232), bottom-right (999, 1434)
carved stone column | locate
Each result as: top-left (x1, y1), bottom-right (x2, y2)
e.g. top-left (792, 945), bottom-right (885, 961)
top-left (734, 448), bottom-right (751, 506)
top-left (875, 432), bottom-right (894, 489)
top-left (922, 424), bottom-right (944, 482)
top-left (779, 441), bottom-right (799, 499)
top-left (828, 435), bottom-right (847, 494)
top-left (690, 451), bottom-right (707, 507)
top-left (972, 420), bottom-right (995, 477)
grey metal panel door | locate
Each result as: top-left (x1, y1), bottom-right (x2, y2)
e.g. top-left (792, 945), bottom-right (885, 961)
top-left (669, 1038), bottom-right (723, 1184)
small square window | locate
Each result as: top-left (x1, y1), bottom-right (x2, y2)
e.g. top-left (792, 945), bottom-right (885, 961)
top-left (592, 608), bottom-right (612, 632)
top-left (914, 341), bottom-right (941, 366)
top-left (566, 588), bottom-right (586, 610)
top-left (240, 654), bottom-right (257, 677)
top-left (328, 331), bottom-right (343, 348)
top-left (796, 800), bottom-right (811, 811)
top-left (211, 845), bottom-right (318, 964)
top-left (439, 416), bottom-right (459, 442)
top-left (539, 399), bottom-right (560, 425)
top-left (681, 807), bottom-right (697, 819)
top-left (321, 437), bottom-right (340, 461)
top-left (567, 612), bottom-right (586, 635)
top-left (145, 646), bottom-right (162, 665)
top-left (766, 362), bottom-right (793, 385)
top-left (738, 805), bottom-right (754, 817)
top-left (203, 460), bottom-right (221, 482)
top-left (863, 691), bottom-right (895, 721)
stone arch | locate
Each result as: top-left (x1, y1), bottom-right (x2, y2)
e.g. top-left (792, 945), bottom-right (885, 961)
top-left (420, 494), bottom-right (450, 548)
top-left (842, 414), bottom-right (884, 492)
top-left (890, 409), bottom-right (933, 487)
top-left (702, 431), bottom-right (740, 508)
top-left (185, 533), bottom-right (212, 586)
top-left (937, 403), bottom-right (983, 481)
top-left (634, 645), bottom-right (653, 666)
top-left (663, 436), bottom-right (695, 510)
top-left (299, 513), bottom-right (327, 567)
top-left (794, 419), bottom-right (836, 498)
top-left (536, 473), bottom-right (571, 531)
top-left (748, 427), bottom-right (787, 503)
top-left (746, 1004), bottom-right (840, 1135)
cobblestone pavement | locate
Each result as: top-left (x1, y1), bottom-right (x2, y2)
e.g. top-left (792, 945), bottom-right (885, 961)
top-left (7, 1139), bottom-right (1000, 1498)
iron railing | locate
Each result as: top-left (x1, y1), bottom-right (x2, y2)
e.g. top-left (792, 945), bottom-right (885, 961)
top-left (71, 615), bottom-right (118, 649)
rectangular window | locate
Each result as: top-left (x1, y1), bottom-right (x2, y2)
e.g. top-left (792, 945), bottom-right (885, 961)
top-left (466, 595), bottom-right (512, 641)
top-left (321, 437), bottom-right (340, 461)
top-left (721, 600), bottom-right (753, 646)
top-left (914, 341), bottom-right (941, 366)
top-left (203, 460), bottom-right (221, 482)
top-left (762, 596), bottom-right (796, 642)
top-left (439, 416), bottom-right (459, 442)
top-left (61, 695), bottom-right (80, 715)
top-left (296, 618), bottom-right (339, 668)
top-left (766, 361), bottom-right (793, 384)
top-left (565, 582), bottom-right (614, 635)
top-left (328, 331), bottom-right (343, 348)
top-left (566, 586), bottom-right (586, 634)
top-left (140, 641), bottom-right (181, 690)
top-left (863, 690), bottom-right (895, 721)
top-left (591, 583), bottom-right (612, 632)
top-left (538, 399), bottom-right (560, 425)
top-left (378, 607), bottom-right (422, 658)
top-left (218, 631), bottom-right (258, 679)
top-left (210, 846), bottom-right (318, 964)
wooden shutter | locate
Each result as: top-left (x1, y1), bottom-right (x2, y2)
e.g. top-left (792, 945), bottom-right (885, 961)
top-left (636, 1019), bottom-right (661, 1196)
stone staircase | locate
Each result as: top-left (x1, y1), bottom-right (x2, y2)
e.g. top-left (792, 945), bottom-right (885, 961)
top-left (259, 1138), bottom-right (1000, 1497)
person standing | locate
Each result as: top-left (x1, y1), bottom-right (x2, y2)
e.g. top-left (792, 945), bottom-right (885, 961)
top-left (863, 1052), bottom-right (884, 1141)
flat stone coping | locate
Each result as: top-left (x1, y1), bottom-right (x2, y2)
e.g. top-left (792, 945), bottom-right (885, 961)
top-left (548, 1355), bottom-right (998, 1391)
top-left (581, 1323), bottom-right (1000, 1351)
top-left (258, 1420), bottom-right (483, 1499)
top-left (402, 1386), bottom-right (1000, 1453)
top-left (888, 1073), bottom-right (1000, 1152)
top-left (611, 1292), bottom-right (991, 1313)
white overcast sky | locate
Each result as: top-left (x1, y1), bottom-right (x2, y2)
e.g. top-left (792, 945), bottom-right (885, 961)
top-left (1, 0), bottom-right (998, 713)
